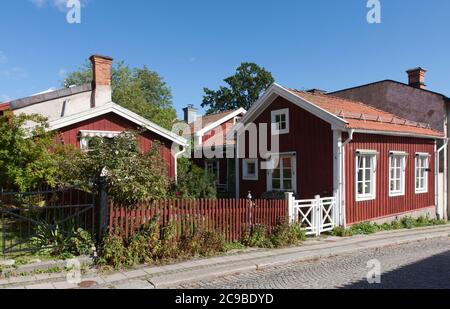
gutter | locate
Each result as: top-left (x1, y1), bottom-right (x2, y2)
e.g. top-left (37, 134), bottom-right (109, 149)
top-left (174, 146), bottom-right (187, 184)
top-left (338, 129), bottom-right (354, 228)
top-left (435, 138), bottom-right (449, 220)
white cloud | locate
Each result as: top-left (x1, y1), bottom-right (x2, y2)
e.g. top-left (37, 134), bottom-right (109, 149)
top-left (30, 0), bottom-right (88, 12)
top-left (0, 67), bottom-right (29, 80)
top-left (0, 51), bottom-right (6, 64)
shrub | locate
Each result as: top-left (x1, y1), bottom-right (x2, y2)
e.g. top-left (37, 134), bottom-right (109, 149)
top-left (260, 191), bottom-right (287, 200)
top-left (242, 226), bottom-right (273, 248)
top-left (98, 233), bottom-right (128, 269)
top-left (157, 225), bottom-right (179, 259)
top-left (330, 226), bottom-right (353, 237)
top-left (30, 222), bottom-right (94, 258)
top-left (350, 222), bottom-right (379, 235)
top-left (400, 217), bottom-right (416, 229)
top-left (174, 158), bottom-right (217, 199)
top-left (181, 230), bottom-right (226, 257)
top-left (270, 222), bottom-right (306, 248)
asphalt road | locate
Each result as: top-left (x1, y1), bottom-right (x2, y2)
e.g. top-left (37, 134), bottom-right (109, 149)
top-left (172, 238), bottom-right (450, 289)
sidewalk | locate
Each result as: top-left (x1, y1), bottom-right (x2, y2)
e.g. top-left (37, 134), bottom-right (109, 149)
top-left (1, 224), bottom-right (449, 289)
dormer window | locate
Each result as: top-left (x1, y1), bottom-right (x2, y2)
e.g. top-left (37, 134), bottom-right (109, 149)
top-left (271, 108), bottom-right (290, 135)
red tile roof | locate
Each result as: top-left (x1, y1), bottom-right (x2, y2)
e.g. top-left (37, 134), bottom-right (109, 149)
top-left (190, 109), bottom-right (239, 132)
top-left (0, 103), bottom-right (10, 112)
top-left (289, 90), bottom-right (443, 138)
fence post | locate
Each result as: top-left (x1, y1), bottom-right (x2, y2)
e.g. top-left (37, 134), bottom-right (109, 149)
top-left (97, 178), bottom-right (109, 242)
top-left (315, 195), bottom-right (321, 237)
top-left (285, 192), bottom-right (295, 223)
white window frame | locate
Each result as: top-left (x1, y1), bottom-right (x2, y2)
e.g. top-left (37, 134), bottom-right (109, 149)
top-left (271, 108), bottom-right (290, 135)
top-left (242, 159), bottom-right (259, 181)
top-left (267, 153), bottom-right (297, 192)
top-left (79, 130), bottom-right (122, 151)
top-left (355, 150), bottom-right (377, 202)
top-left (205, 160), bottom-right (220, 182)
top-left (389, 152), bottom-right (407, 197)
top-left (415, 153), bottom-right (429, 194)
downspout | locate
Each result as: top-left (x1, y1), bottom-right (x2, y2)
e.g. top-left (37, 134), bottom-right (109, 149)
top-left (435, 138), bottom-right (449, 220)
top-left (339, 129), bottom-right (354, 228)
top-left (174, 145), bottom-right (186, 185)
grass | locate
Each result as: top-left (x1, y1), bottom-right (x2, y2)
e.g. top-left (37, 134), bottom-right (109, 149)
top-left (330, 216), bottom-right (447, 237)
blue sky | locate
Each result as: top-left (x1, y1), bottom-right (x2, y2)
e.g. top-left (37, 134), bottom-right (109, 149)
top-left (0, 0), bottom-right (449, 118)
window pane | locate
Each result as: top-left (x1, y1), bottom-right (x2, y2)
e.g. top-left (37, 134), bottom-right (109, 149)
top-left (358, 182), bottom-right (364, 194)
top-left (247, 163), bottom-right (256, 175)
top-left (283, 169), bottom-right (292, 179)
top-left (283, 180), bottom-right (292, 190)
top-left (272, 179), bottom-right (281, 190)
top-left (365, 169), bottom-right (371, 182)
top-left (283, 157), bottom-right (292, 168)
top-left (358, 170), bottom-right (363, 182)
top-left (272, 169), bottom-right (280, 179)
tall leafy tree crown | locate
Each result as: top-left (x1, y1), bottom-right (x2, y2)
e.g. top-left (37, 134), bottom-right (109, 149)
top-left (201, 62), bottom-right (274, 114)
top-left (63, 61), bottom-right (177, 130)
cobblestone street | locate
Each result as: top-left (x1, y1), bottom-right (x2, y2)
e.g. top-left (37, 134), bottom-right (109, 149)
top-left (173, 239), bottom-right (450, 289)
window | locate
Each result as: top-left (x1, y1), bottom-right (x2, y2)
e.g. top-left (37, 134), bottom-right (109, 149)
top-left (356, 151), bottom-right (377, 201)
top-left (415, 153), bottom-right (429, 194)
top-left (271, 109), bottom-right (290, 135)
top-left (79, 130), bottom-right (122, 151)
top-left (389, 152), bottom-right (407, 197)
top-left (268, 155), bottom-right (296, 192)
top-left (243, 159), bottom-right (258, 180)
top-left (205, 160), bottom-right (220, 182)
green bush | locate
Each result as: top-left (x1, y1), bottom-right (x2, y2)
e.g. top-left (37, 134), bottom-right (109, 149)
top-left (180, 230), bottom-right (226, 257)
top-left (330, 226), bottom-right (353, 237)
top-left (242, 226), bottom-right (273, 248)
top-left (350, 222), bottom-right (380, 235)
top-left (174, 158), bottom-right (217, 199)
top-left (98, 234), bottom-right (128, 269)
top-left (270, 222), bottom-right (306, 248)
top-left (30, 222), bottom-right (94, 258)
top-left (400, 217), bottom-right (416, 229)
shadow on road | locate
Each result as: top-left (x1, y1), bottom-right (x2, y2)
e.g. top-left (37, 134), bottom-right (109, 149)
top-left (342, 250), bottom-right (450, 289)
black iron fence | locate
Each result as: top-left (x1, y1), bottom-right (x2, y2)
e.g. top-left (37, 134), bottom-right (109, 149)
top-left (0, 188), bottom-right (96, 257)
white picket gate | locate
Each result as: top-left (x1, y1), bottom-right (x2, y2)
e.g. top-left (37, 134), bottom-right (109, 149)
top-left (286, 194), bottom-right (337, 236)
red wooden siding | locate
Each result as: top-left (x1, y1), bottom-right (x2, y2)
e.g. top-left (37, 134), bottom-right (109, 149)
top-left (240, 96), bottom-right (334, 199)
top-left (344, 133), bottom-right (436, 225)
top-left (57, 112), bottom-right (176, 179)
top-left (109, 198), bottom-right (288, 243)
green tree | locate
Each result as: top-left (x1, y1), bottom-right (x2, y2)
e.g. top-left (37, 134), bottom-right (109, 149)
top-left (63, 61), bottom-right (177, 130)
top-left (174, 158), bottom-right (217, 199)
top-left (201, 62), bottom-right (274, 114)
top-left (0, 112), bottom-right (66, 192)
top-left (59, 131), bottom-right (171, 203)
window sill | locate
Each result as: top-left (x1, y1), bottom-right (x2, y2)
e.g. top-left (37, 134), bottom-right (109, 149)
top-left (415, 190), bottom-right (428, 195)
top-left (389, 192), bottom-right (405, 197)
top-left (356, 196), bottom-right (376, 202)
top-left (243, 176), bottom-right (258, 181)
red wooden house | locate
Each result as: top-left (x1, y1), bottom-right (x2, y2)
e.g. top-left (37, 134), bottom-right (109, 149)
top-left (1, 55), bottom-right (187, 180)
top-left (236, 83), bottom-right (444, 226)
top-left (182, 105), bottom-right (246, 194)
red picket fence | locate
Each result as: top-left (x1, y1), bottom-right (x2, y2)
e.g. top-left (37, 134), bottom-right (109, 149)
top-left (108, 199), bottom-right (288, 243)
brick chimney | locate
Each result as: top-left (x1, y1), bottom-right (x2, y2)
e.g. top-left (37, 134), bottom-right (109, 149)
top-left (406, 67), bottom-right (427, 90)
top-left (183, 104), bottom-right (198, 124)
top-left (90, 55), bottom-right (113, 107)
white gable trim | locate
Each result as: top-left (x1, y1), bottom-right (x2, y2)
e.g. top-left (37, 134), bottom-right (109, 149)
top-left (196, 108), bottom-right (247, 136)
top-left (240, 83), bottom-right (347, 130)
top-left (47, 102), bottom-right (187, 146)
